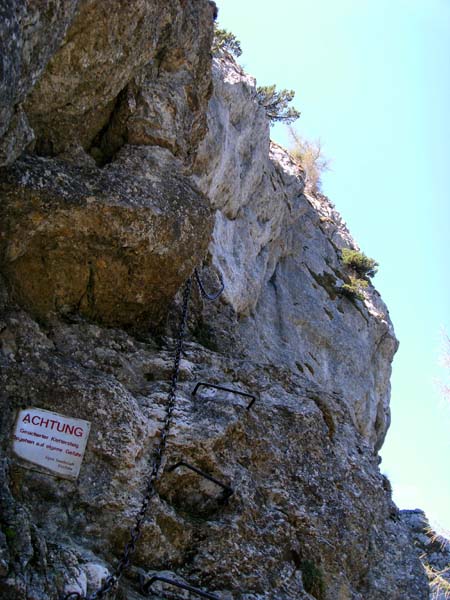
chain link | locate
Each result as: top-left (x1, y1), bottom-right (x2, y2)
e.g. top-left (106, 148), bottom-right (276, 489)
top-left (194, 268), bottom-right (224, 301)
top-left (63, 278), bottom-right (193, 600)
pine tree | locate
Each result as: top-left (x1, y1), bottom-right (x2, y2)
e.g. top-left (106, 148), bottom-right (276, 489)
top-left (256, 85), bottom-right (300, 124)
top-left (212, 25), bottom-right (242, 58)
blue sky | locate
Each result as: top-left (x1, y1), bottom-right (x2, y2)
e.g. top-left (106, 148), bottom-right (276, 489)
top-left (215, 0), bottom-right (450, 533)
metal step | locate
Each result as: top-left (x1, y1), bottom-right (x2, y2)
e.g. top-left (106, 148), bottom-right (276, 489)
top-left (192, 382), bottom-right (257, 410)
top-left (166, 460), bottom-right (233, 500)
top-left (140, 574), bottom-right (220, 599)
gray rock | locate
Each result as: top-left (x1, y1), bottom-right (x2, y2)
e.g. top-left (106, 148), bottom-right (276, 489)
top-left (195, 56), bottom-right (398, 450)
top-left (0, 2), bottom-right (430, 600)
top-left (0, 108), bottom-right (35, 167)
top-left (0, 312), bottom-right (428, 599)
top-left (97, 0), bottom-right (216, 168)
top-left (23, 0), bottom-right (216, 159)
top-left (402, 509), bottom-right (450, 599)
top-left (0, 0), bottom-right (79, 165)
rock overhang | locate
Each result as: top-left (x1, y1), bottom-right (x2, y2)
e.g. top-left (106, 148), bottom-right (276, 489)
top-left (0, 147), bottom-right (213, 327)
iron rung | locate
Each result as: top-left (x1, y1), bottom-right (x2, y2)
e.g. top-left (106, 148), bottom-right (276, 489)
top-left (167, 461), bottom-right (233, 499)
top-left (192, 382), bottom-right (257, 410)
top-left (140, 574), bottom-right (220, 599)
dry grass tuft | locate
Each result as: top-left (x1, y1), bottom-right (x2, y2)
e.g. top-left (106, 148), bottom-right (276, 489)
top-left (289, 127), bottom-right (331, 193)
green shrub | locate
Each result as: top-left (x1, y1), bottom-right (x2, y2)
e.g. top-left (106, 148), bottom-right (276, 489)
top-left (341, 248), bottom-right (378, 278)
top-left (212, 27), bottom-right (300, 127)
top-left (300, 559), bottom-right (326, 600)
top-left (256, 85), bottom-right (300, 125)
top-left (341, 276), bottom-right (369, 301)
top-left (212, 25), bottom-right (242, 58)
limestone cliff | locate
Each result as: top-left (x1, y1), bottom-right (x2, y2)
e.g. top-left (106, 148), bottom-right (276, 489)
top-left (0, 2), bottom-right (429, 600)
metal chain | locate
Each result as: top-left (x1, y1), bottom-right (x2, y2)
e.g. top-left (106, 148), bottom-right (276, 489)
top-left (194, 268), bottom-right (224, 301)
top-left (63, 277), bottom-right (193, 600)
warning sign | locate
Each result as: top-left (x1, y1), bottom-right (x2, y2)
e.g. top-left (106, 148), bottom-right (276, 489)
top-left (12, 407), bottom-right (91, 480)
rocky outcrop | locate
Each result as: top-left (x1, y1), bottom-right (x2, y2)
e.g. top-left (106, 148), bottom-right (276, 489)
top-left (1, 0), bottom-right (216, 166)
top-left (0, 311), bottom-right (428, 599)
top-left (0, 2), bottom-right (430, 600)
top-left (0, 0), bottom-right (79, 165)
top-left (24, 0), bottom-right (216, 163)
top-left (0, 147), bottom-right (212, 327)
top-left (402, 509), bottom-right (450, 599)
top-left (0, 0), bottom-right (216, 327)
top-left (195, 56), bottom-right (398, 451)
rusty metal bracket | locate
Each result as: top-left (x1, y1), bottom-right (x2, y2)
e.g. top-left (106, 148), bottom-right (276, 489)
top-left (192, 382), bottom-right (257, 410)
top-left (194, 268), bottom-right (224, 301)
top-left (140, 574), bottom-right (220, 599)
top-left (167, 460), bottom-right (233, 499)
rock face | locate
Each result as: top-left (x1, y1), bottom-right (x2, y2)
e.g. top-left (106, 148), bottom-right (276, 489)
top-left (0, 0), bottom-right (216, 327)
top-left (24, 0), bottom-right (216, 161)
top-left (0, 3), bottom-right (430, 600)
top-left (194, 56), bottom-right (397, 451)
top-left (0, 147), bottom-right (212, 327)
top-left (0, 313), bottom-right (428, 600)
top-left (402, 509), bottom-right (450, 599)
top-left (0, 0), bottom-right (79, 165)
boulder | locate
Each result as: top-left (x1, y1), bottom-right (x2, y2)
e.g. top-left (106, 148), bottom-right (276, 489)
top-left (0, 147), bottom-right (213, 326)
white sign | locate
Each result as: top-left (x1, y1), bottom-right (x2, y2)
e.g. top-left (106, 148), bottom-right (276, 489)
top-left (12, 407), bottom-right (91, 480)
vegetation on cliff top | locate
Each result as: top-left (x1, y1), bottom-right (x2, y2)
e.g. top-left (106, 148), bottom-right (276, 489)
top-left (212, 25), bottom-right (242, 57)
top-left (213, 24), bottom-right (300, 125)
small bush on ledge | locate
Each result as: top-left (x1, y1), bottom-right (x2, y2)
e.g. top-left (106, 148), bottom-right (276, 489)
top-left (341, 248), bottom-right (378, 279)
top-left (337, 248), bottom-right (378, 302)
top-left (212, 24), bottom-right (242, 57)
top-left (289, 128), bottom-right (330, 193)
top-left (256, 85), bottom-right (301, 125)
top-left (340, 276), bottom-right (369, 301)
